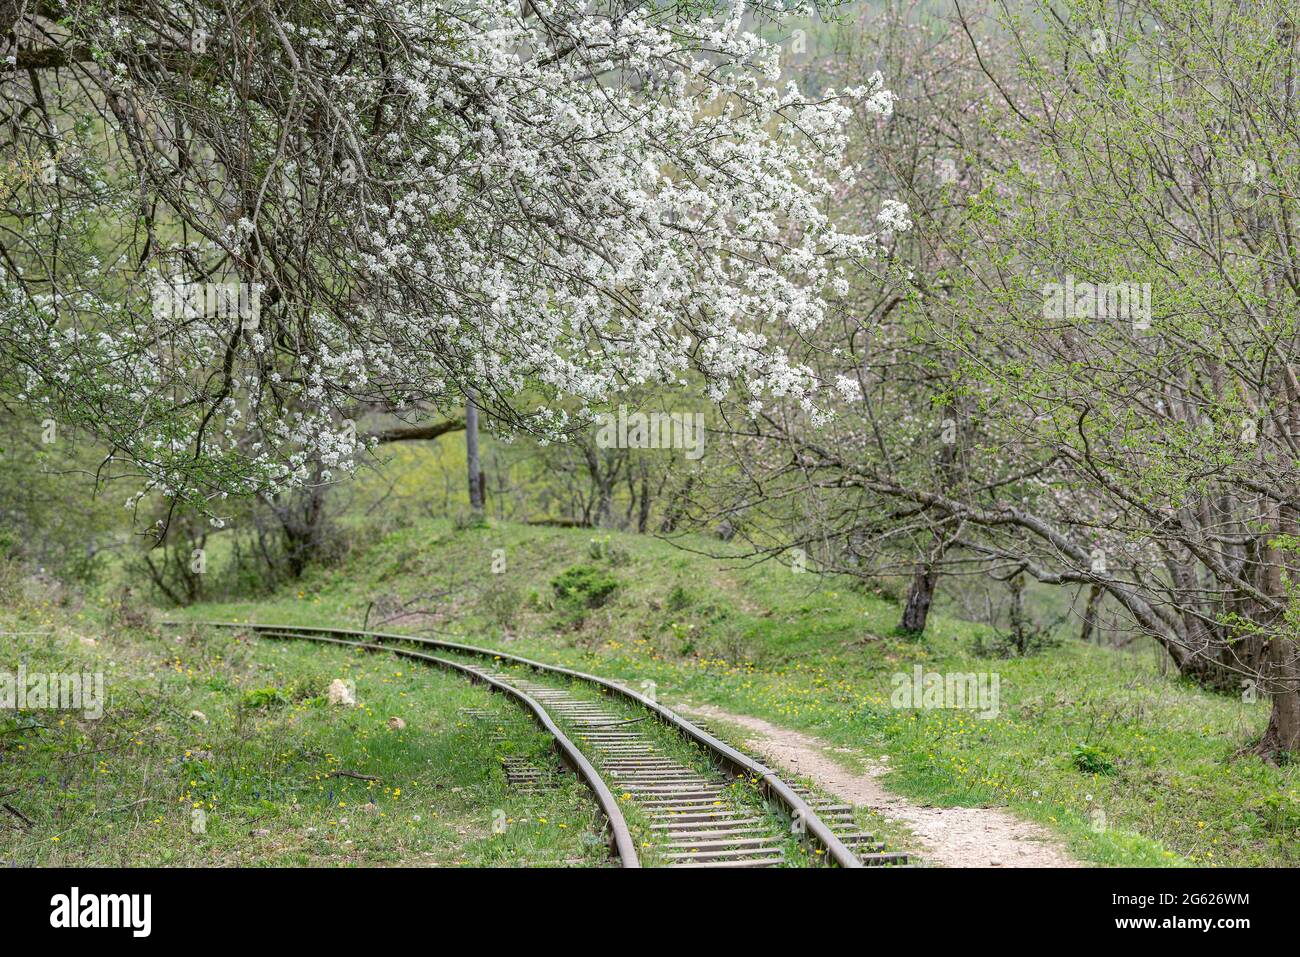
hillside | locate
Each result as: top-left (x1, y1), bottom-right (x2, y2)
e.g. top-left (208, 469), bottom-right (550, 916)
top-left (171, 518), bottom-right (1299, 867)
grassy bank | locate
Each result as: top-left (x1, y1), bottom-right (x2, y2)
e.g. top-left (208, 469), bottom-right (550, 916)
top-left (0, 592), bottom-right (609, 867)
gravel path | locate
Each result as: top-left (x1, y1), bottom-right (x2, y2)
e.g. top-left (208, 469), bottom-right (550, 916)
top-left (683, 703), bottom-right (1081, 868)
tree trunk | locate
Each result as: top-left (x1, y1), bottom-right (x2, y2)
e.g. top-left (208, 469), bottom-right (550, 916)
top-left (281, 480), bottom-right (326, 578)
top-left (595, 483), bottom-right (613, 527)
top-left (579, 441), bottom-right (621, 528)
top-left (1006, 573), bottom-right (1027, 654)
top-left (660, 475), bottom-right (692, 532)
top-left (637, 462), bottom-right (651, 533)
top-left (465, 395), bottom-right (483, 513)
top-left (898, 410), bottom-right (958, 637)
top-left (259, 467), bottom-right (329, 579)
top-left (1255, 636), bottom-right (1300, 761)
top-left (899, 562), bottom-right (938, 634)
top-left (1079, 583), bottom-right (1103, 644)
top-left (1250, 501), bottom-right (1299, 759)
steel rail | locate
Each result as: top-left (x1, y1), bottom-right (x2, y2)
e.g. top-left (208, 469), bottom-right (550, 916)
top-left (169, 619), bottom-right (864, 868)
top-left (188, 625), bottom-right (640, 868)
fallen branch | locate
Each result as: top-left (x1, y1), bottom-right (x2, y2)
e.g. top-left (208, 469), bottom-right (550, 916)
top-left (3, 803), bottom-right (34, 829)
top-left (324, 770), bottom-right (382, 782)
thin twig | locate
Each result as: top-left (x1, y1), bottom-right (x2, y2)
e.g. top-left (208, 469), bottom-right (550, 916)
top-left (324, 770), bottom-right (382, 782)
top-left (3, 803), bottom-right (35, 829)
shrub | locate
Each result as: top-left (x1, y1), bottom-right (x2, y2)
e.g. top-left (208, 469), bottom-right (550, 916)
top-left (550, 564), bottom-right (618, 609)
top-left (482, 577), bottom-right (524, 628)
top-left (1071, 743), bottom-right (1117, 776)
top-left (0, 557), bottom-right (23, 605)
top-left (666, 584), bottom-right (692, 612)
top-left (241, 686), bottom-right (290, 709)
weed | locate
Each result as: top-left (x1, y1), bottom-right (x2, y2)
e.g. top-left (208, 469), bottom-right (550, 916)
top-left (1071, 743), bottom-right (1118, 776)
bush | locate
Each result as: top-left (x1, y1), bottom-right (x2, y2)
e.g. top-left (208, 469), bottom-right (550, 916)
top-left (973, 627), bottom-right (1061, 658)
top-left (482, 577), bottom-right (524, 628)
top-left (587, 535), bottom-right (631, 566)
top-left (241, 687), bottom-right (291, 709)
top-left (454, 510), bottom-right (491, 531)
top-left (550, 564), bottom-right (618, 609)
top-left (1071, 743), bottom-right (1117, 776)
top-left (0, 558), bottom-right (23, 605)
top-left (666, 584), bottom-right (692, 612)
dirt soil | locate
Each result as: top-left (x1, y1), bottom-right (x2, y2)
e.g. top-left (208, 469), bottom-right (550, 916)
top-left (683, 702), bottom-right (1081, 868)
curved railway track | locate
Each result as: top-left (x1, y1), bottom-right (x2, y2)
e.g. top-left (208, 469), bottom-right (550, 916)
top-left (167, 620), bottom-right (908, 869)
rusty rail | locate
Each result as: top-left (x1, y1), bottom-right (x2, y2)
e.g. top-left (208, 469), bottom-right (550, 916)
top-left (168, 619), bottom-right (867, 868)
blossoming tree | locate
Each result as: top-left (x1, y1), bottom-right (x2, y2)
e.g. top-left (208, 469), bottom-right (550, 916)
top-left (1, 0), bottom-right (900, 519)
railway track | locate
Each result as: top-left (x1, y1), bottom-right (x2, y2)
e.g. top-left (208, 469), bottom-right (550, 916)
top-left (167, 619), bottom-right (908, 869)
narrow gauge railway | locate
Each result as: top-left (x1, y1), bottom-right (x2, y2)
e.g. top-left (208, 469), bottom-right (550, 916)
top-left (170, 620), bottom-right (910, 869)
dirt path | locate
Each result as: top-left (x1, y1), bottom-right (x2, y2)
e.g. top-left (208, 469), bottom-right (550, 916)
top-left (682, 703), bottom-right (1080, 868)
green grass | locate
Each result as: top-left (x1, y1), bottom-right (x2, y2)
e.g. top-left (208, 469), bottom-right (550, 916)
top-left (0, 595), bottom-right (610, 866)
top-left (174, 517), bottom-right (1300, 868)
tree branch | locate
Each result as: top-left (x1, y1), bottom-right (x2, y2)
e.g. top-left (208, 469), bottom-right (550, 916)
top-left (368, 418), bottom-right (465, 444)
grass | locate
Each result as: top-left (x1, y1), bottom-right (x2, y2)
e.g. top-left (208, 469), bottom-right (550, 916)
top-left (173, 517), bottom-right (1300, 868)
top-left (0, 591), bottom-right (611, 867)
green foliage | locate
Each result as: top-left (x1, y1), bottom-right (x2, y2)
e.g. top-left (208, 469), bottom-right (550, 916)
top-left (550, 564), bottom-right (619, 610)
top-left (0, 558), bottom-right (23, 605)
top-left (240, 686), bottom-right (291, 710)
top-left (481, 577), bottom-right (524, 628)
top-left (973, 625), bottom-right (1061, 659)
top-left (587, 535), bottom-right (631, 566)
top-left (454, 510), bottom-right (491, 531)
top-left (665, 583), bottom-right (692, 612)
top-left (1256, 791), bottom-right (1300, 832)
top-left (0, 419), bottom-right (129, 586)
top-left (0, 528), bottom-right (19, 560)
top-left (1070, 743), bottom-right (1118, 776)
